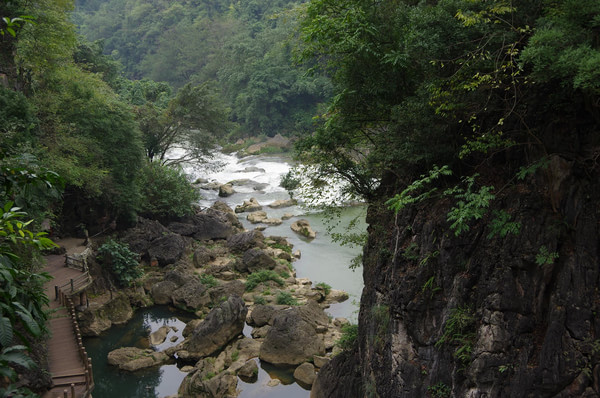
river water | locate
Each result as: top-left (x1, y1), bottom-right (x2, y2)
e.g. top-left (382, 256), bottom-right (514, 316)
top-left (84, 152), bottom-right (365, 398)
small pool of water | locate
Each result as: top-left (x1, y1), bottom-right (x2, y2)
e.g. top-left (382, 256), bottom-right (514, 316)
top-left (84, 306), bottom-right (193, 398)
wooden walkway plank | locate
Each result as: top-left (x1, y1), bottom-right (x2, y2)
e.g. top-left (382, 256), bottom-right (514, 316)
top-left (42, 251), bottom-right (94, 398)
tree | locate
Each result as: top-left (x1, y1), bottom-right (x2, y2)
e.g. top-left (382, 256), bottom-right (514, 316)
top-left (137, 82), bottom-right (230, 166)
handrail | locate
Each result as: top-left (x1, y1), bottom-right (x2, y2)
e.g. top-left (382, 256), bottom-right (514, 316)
top-left (55, 272), bottom-right (92, 300)
top-left (56, 293), bottom-right (94, 398)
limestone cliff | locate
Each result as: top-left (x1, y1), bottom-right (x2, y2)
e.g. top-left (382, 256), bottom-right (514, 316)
top-left (314, 157), bottom-right (600, 397)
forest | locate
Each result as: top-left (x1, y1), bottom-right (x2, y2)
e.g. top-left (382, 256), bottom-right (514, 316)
top-left (1, 0), bottom-right (600, 396)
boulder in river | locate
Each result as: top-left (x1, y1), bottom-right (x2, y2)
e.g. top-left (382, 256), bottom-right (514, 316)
top-left (218, 184), bottom-right (235, 197)
top-left (149, 325), bottom-right (170, 346)
top-left (235, 197), bottom-right (262, 213)
top-left (259, 303), bottom-right (326, 366)
top-left (290, 219), bottom-right (316, 240)
top-left (247, 211), bottom-right (267, 224)
top-left (268, 199), bottom-right (298, 209)
top-left (178, 295), bottom-right (247, 359)
top-left (107, 347), bottom-right (170, 371)
top-left (294, 362), bottom-right (317, 387)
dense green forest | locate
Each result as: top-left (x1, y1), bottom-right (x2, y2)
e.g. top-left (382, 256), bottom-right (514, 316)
top-left (74, 0), bottom-right (332, 138)
top-left (1, 0), bottom-right (599, 395)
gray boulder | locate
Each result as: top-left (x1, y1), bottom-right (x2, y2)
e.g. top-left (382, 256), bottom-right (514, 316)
top-left (218, 184), bottom-right (235, 197)
top-left (291, 219), bottom-right (316, 240)
top-left (238, 248), bottom-right (278, 273)
top-left (107, 347), bottom-right (170, 371)
top-left (259, 306), bottom-right (326, 366)
top-left (121, 218), bottom-right (170, 255)
top-left (237, 360), bottom-right (259, 381)
top-left (208, 280), bottom-right (245, 303)
top-left (151, 280), bottom-right (179, 305)
top-left (294, 362), bottom-right (316, 387)
top-left (172, 278), bottom-right (211, 310)
top-left (169, 210), bottom-right (238, 241)
top-left (227, 230), bottom-right (265, 253)
top-left (247, 304), bottom-right (276, 327)
top-left (235, 197), bottom-right (262, 213)
top-left (268, 199), bottom-right (298, 209)
top-left (147, 234), bottom-right (186, 266)
top-left (179, 295), bottom-right (248, 359)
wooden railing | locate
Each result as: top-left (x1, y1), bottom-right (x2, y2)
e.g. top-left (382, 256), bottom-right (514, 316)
top-left (55, 271), bottom-right (92, 300)
top-left (56, 293), bottom-right (94, 398)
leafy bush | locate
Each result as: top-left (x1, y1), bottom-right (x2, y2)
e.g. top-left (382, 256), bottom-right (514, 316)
top-left (97, 239), bottom-right (142, 287)
top-left (138, 162), bottom-right (200, 218)
top-left (245, 270), bottom-right (285, 291)
top-left (199, 274), bottom-right (218, 288)
top-left (280, 170), bottom-right (300, 191)
top-left (315, 282), bottom-right (331, 295)
top-left (275, 291), bottom-right (298, 306)
top-left (336, 324), bottom-right (358, 351)
top-left (253, 295), bottom-right (266, 305)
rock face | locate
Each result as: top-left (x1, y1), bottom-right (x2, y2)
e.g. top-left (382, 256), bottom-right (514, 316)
top-left (313, 159), bottom-right (600, 397)
top-left (107, 347), bottom-right (170, 371)
top-left (259, 302), bottom-right (326, 366)
top-left (179, 295), bottom-right (248, 359)
top-left (290, 219), bottom-right (316, 239)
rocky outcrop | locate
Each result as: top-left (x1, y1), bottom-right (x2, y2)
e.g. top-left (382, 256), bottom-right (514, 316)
top-left (78, 293), bottom-right (134, 336)
top-left (237, 248), bottom-right (278, 273)
top-left (147, 234), bottom-right (186, 266)
top-left (107, 347), bottom-right (170, 371)
top-left (169, 209), bottom-right (240, 241)
top-left (178, 295), bottom-right (247, 359)
top-left (290, 219), bottom-right (316, 239)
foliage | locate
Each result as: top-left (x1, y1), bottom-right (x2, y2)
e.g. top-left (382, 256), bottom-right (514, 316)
top-left (435, 306), bottom-right (476, 367)
top-left (199, 274), bottom-right (218, 288)
top-left (445, 176), bottom-right (495, 236)
top-left (422, 276), bottom-right (441, 299)
top-left (280, 171), bottom-right (300, 192)
top-left (336, 323), bottom-right (358, 351)
top-left (245, 270), bottom-right (285, 291)
top-left (386, 166), bottom-right (452, 214)
top-left (137, 162), bottom-right (200, 218)
top-left (0, 15), bottom-right (35, 37)
top-left (315, 282), bottom-right (331, 296)
top-left (427, 382), bottom-right (451, 398)
top-left (253, 295), bottom-right (267, 305)
top-left (486, 210), bottom-right (521, 239)
top-left (535, 245), bottom-right (559, 266)
top-left (97, 239), bottom-right (142, 287)
top-left (137, 83), bottom-right (230, 166)
top-left (275, 291), bottom-right (298, 306)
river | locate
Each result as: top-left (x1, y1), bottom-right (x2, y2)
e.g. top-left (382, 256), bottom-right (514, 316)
top-left (84, 152), bottom-right (365, 398)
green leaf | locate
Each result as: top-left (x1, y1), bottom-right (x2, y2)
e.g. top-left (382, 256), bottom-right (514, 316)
top-left (0, 317), bottom-right (13, 346)
top-left (14, 309), bottom-right (41, 337)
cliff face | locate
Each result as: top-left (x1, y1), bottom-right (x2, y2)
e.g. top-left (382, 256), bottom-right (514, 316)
top-left (314, 156), bottom-right (600, 397)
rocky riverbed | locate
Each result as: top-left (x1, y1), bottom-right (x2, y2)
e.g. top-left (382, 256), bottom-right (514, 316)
top-left (78, 200), bottom-right (351, 397)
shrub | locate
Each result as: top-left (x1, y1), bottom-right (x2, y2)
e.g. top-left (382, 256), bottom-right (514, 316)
top-left (336, 324), bottom-right (358, 350)
top-left (253, 296), bottom-right (267, 305)
top-left (245, 270), bottom-right (285, 291)
top-left (275, 291), bottom-right (298, 306)
top-left (138, 162), bottom-right (200, 218)
top-left (97, 239), bottom-right (142, 287)
top-left (315, 282), bottom-right (331, 295)
top-left (199, 274), bottom-right (218, 288)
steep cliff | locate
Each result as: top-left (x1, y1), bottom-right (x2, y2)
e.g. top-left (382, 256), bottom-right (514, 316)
top-left (315, 155), bottom-right (600, 397)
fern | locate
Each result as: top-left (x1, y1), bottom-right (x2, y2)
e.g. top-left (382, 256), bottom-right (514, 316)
top-left (487, 210), bottom-right (521, 239)
top-left (386, 165), bottom-right (452, 214)
top-left (445, 175), bottom-right (495, 236)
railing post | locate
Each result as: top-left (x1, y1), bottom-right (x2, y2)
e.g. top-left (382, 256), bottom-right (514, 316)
top-left (55, 285), bottom-right (59, 301)
top-left (70, 279), bottom-right (74, 293)
top-left (70, 384), bottom-right (75, 398)
top-left (63, 389), bottom-right (68, 398)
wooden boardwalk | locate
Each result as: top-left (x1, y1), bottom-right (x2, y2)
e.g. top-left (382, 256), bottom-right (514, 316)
top-left (42, 252), bottom-right (94, 398)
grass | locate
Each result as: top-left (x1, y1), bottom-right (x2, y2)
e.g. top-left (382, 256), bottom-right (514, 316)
top-left (245, 270), bottom-right (285, 291)
top-left (276, 291), bottom-right (298, 306)
top-left (199, 274), bottom-right (218, 288)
